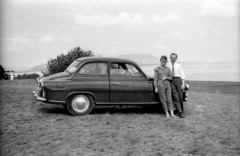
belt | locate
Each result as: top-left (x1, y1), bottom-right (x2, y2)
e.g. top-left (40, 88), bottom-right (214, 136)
top-left (173, 77), bottom-right (180, 78)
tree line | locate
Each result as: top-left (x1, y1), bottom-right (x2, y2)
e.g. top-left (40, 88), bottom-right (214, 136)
top-left (46, 47), bottom-right (94, 75)
top-left (0, 47), bottom-right (95, 80)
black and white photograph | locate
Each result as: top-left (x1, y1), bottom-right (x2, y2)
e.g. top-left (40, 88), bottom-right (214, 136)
top-left (0, 0), bottom-right (239, 155)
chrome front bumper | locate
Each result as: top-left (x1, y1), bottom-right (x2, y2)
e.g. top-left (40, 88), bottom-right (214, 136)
top-left (33, 91), bottom-right (47, 102)
top-left (33, 77), bottom-right (47, 102)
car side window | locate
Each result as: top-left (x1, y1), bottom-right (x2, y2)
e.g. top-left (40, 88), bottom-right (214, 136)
top-left (79, 62), bottom-right (107, 75)
top-left (98, 63), bottom-right (108, 75)
top-left (110, 63), bottom-right (141, 76)
top-left (126, 64), bottom-right (141, 76)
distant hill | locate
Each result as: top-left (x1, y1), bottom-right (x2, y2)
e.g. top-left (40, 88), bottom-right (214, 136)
top-left (29, 54), bottom-right (160, 71)
top-left (119, 54), bottom-right (159, 65)
top-left (29, 63), bottom-right (47, 72)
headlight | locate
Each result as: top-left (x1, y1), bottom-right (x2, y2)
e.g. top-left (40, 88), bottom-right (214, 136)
top-left (184, 84), bottom-right (189, 91)
top-left (40, 79), bottom-right (44, 87)
top-left (37, 80), bottom-right (45, 97)
top-left (43, 89), bottom-right (45, 98)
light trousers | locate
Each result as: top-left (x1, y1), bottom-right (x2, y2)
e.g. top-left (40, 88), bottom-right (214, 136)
top-left (157, 81), bottom-right (173, 112)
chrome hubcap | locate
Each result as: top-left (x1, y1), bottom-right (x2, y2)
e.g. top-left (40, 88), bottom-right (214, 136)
top-left (72, 95), bottom-right (89, 113)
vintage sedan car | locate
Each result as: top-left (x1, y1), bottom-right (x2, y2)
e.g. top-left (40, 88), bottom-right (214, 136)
top-left (33, 57), bottom-right (189, 115)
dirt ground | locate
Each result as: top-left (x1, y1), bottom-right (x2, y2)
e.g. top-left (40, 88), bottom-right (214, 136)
top-left (0, 80), bottom-right (239, 156)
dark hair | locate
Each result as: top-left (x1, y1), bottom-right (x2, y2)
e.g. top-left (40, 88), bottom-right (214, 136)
top-left (170, 53), bottom-right (178, 58)
top-left (160, 55), bottom-right (167, 61)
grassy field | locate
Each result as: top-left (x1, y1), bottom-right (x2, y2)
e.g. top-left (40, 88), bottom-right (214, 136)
top-left (0, 80), bottom-right (239, 156)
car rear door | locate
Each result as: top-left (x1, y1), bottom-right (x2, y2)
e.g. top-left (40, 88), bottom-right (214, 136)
top-left (109, 62), bottom-right (150, 103)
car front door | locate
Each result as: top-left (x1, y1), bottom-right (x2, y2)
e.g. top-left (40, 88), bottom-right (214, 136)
top-left (110, 62), bottom-right (150, 103)
top-left (70, 62), bottom-right (109, 102)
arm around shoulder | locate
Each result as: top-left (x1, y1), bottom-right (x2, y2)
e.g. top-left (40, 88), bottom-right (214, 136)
top-left (166, 67), bottom-right (172, 81)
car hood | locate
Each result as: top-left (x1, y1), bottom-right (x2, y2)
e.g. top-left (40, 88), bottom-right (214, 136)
top-left (44, 71), bottom-right (70, 81)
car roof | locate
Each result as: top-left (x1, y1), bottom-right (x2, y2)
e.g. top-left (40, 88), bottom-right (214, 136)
top-left (76, 57), bottom-right (138, 65)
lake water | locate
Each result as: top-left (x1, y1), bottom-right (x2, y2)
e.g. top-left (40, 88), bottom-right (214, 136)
top-left (140, 62), bottom-right (240, 82)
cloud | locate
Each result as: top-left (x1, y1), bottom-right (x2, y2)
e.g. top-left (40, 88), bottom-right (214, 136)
top-left (150, 14), bottom-right (162, 24)
top-left (200, 0), bottom-right (239, 17)
top-left (163, 13), bottom-right (180, 23)
top-left (172, 32), bottom-right (184, 37)
top-left (61, 38), bottom-right (72, 42)
top-left (74, 12), bottom-right (163, 26)
top-left (39, 35), bottom-right (53, 43)
top-left (2, 46), bottom-right (23, 52)
top-left (6, 36), bottom-right (30, 44)
top-left (8, 0), bottom-right (159, 5)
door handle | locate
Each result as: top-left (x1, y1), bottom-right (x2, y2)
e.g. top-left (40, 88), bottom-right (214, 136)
top-left (111, 82), bottom-right (120, 85)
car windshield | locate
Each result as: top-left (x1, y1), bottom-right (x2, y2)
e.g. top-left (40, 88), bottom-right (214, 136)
top-left (65, 60), bottom-right (81, 74)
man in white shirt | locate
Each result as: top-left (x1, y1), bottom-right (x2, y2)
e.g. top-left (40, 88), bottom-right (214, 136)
top-left (167, 53), bottom-right (185, 118)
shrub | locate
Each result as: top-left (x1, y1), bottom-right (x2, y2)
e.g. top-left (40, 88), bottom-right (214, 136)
top-left (47, 47), bottom-right (94, 75)
top-left (15, 73), bottom-right (40, 79)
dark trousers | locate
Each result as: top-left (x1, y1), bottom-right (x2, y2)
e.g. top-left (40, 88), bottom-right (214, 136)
top-left (171, 77), bottom-right (184, 113)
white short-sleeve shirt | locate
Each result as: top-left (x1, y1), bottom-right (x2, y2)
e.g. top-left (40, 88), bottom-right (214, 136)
top-left (167, 62), bottom-right (185, 80)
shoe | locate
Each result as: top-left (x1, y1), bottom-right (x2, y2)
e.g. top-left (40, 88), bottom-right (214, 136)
top-left (179, 113), bottom-right (185, 118)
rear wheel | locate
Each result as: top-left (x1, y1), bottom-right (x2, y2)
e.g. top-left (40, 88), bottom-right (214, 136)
top-left (67, 94), bottom-right (94, 116)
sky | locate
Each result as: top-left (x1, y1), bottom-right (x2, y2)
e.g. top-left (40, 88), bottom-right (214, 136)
top-left (0, 0), bottom-right (239, 70)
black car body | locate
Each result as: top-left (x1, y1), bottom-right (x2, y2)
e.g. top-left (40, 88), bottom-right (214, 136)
top-left (33, 57), bottom-right (188, 115)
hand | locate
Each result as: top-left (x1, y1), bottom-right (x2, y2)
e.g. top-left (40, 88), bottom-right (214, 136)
top-left (162, 77), bottom-right (167, 80)
top-left (155, 88), bottom-right (158, 93)
top-left (181, 84), bottom-right (185, 90)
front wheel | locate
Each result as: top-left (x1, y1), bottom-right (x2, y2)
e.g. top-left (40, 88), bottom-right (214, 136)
top-left (67, 94), bottom-right (94, 116)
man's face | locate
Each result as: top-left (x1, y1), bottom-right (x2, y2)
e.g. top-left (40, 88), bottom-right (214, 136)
top-left (170, 55), bottom-right (177, 64)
